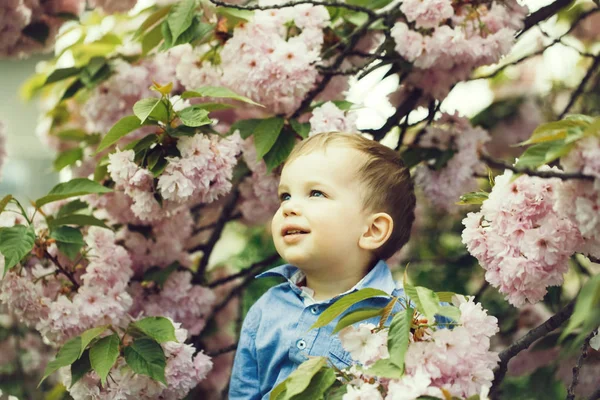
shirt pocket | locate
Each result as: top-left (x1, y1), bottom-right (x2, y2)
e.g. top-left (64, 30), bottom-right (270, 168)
top-left (327, 336), bottom-right (354, 369)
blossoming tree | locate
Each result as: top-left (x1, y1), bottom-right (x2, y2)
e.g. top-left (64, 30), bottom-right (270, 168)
top-left (0, 0), bottom-right (599, 399)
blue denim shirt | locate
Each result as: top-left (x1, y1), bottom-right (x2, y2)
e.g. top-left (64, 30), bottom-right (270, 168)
top-left (228, 260), bottom-right (405, 400)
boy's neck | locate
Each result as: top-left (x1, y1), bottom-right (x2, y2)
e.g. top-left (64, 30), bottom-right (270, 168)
top-left (299, 258), bottom-right (378, 301)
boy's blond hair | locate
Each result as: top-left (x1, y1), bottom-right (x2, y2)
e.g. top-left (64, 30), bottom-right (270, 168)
top-left (285, 132), bottom-right (416, 260)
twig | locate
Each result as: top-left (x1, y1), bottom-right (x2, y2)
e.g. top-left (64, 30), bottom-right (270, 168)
top-left (474, 280), bottom-right (490, 302)
top-left (207, 343), bottom-right (238, 358)
top-left (208, 253), bottom-right (280, 288)
top-left (589, 255), bottom-right (600, 264)
top-left (291, 10), bottom-right (384, 118)
top-left (474, 9), bottom-right (600, 82)
top-left (364, 89), bottom-right (423, 141)
top-left (44, 250), bottom-right (79, 290)
top-left (480, 153), bottom-right (595, 181)
top-left (567, 329), bottom-right (598, 400)
top-left (209, 0), bottom-right (377, 18)
top-left (589, 386), bottom-right (600, 400)
top-left (518, 0), bottom-right (575, 38)
top-left (190, 189), bottom-right (241, 284)
top-left (193, 212), bottom-right (242, 235)
top-left (559, 54), bottom-right (600, 119)
top-left (491, 300), bottom-right (576, 395)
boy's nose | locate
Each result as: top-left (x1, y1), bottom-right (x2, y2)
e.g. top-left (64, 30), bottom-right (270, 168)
top-left (282, 200), bottom-right (301, 217)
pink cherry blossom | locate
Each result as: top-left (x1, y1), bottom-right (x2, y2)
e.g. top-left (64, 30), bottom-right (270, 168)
top-left (462, 170), bottom-right (583, 307)
top-left (339, 323), bottom-right (389, 365)
top-left (309, 102), bottom-right (359, 136)
top-left (400, 0), bottom-right (454, 29)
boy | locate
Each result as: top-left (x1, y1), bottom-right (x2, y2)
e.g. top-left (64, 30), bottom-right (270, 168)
top-left (229, 132), bottom-right (416, 399)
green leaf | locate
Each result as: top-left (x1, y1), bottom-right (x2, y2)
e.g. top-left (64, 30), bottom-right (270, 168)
top-left (0, 195), bottom-right (12, 215)
top-left (80, 58), bottom-right (110, 88)
top-left (403, 283), bottom-right (441, 324)
top-left (142, 23), bottom-right (164, 56)
top-left (79, 325), bottom-right (110, 357)
top-left (437, 305), bottom-right (461, 322)
top-left (310, 288), bottom-right (389, 330)
top-left (143, 263), bottom-right (179, 288)
top-left (186, 102), bottom-right (235, 112)
top-left (45, 67), bottom-right (81, 85)
top-left (519, 119), bottom-right (590, 146)
top-left (123, 338), bottom-right (167, 385)
top-left (49, 214), bottom-right (110, 230)
top-left (53, 148), bottom-right (83, 172)
top-left (264, 128), bottom-right (296, 172)
top-left (61, 79), bottom-right (84, 101)
top-left (56, 128), bottom-right (87, 141)
top-left (514, 140), bottom-right (569, 169)
top-left (229, 118), bottom-right (262, 139)
top-left (181, 86), bottom-right (262, 106)
top-left (160, 20), bottom-right (173, 50)
top-left (90, 333), bottom-right (120, 386)
top-left (177, 106), bottom-right (211, 127)
top-left (167, 0), bottom-right (197, 43)
top-left (290, 119), bottom-right (310, 139)
top-left (133, 98), bottom-right (169, 124)
top-left (561, 274), bottom-right (600, 341)
top-left (50, 226), bottom-right (85, 260)
top-left (215, 6), bottom-right (254, 23)
top-left (274, 357), bottom-right (327, 399)
top-left (70, 349), bottom-right (91, 388)
top-left (134, 5), bottom-right (172, 39)
top-left (40, 336), bottom-right (82, 385)
top-left (36, 178), bottom-right (112, 208)
top-left (457, 191), bottom-right (489, 205)
top-left (289, 368), bottom-right (336, 400)
top-left (361, 358), bottom-right (403, 379)
top-left (333, 307), bottom-right (383, 334)
top-left (0, 225), bottom-right (36, 275)
top-left (254, 117), bottom-right (285, 160)
top-left (436, 292), bottom-right (456, 303)
top-left (387, 308), bottom-right (412, 372)
top-left (130, 317), bottom-right (177, 343)
top-left (56, 199), bottom-right (88, 219)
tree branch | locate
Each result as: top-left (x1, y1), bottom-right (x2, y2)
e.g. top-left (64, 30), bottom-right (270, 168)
top-left (491, 300), bottom-right (575, 395)
top-left (193, 212), bottom-right (242, 235)
top-left (589, 386), bottom-right (600, 400)
top-left (559, 54), bottom-right (600, 119)
top-left (480, 153), bottom-right (595, 181)
top-left (209, 0), bottom-right (377, 18)
top-left (44, 250), bottom-right (79, 290)
top-left (190, 189), bottom-right (241, 284)
top-left (364, 89), bottom-right (423, 141)
top-left (567, 329), bottom-right (598, 400)
top-left (208, 253), bottom-right (280, 288)
top-left (207, 343), bottom-right (238, 358)
top-left (518, 0), bottom-right (575, 38)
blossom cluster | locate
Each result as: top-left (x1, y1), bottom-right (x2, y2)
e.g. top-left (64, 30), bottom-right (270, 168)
top-left (107, 131), bottom-right (242, 222)
top-left (414, 113), bottom-right (490, 212)
top-left (309, 101), bottom-right (358, 136)
top-left (0, 227), bottom-right (133, 345)
top-left (556, 136), bottom-right (600, 258)
top-left (129, 270), bottom-right (216, 337)
top-left (177, 0), bottom-right (331, 115)
top-left (238, 137), bottom-right (280, 225)
top-left (462, 170), bottom-right (583, 307)
top-left (61, 322), bottom-right (213, 400)
top-left (339, 296), bottom-right (499, 399)
top-left (0, 0), bottom-right (85, 58)
top-left (391, 0), bottom-right (528, 99)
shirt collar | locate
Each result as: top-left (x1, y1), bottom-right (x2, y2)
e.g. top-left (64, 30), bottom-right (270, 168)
top-left (256, 259), bottom-right (396, 301)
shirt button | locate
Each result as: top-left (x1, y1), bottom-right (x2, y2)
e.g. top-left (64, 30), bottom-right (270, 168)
top-left (297, 340), bottom-right (307, 350)
top-left (310, 306), bottom-right (318, 315)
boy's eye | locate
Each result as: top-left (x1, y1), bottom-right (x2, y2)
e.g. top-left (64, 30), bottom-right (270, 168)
top-left (310, 190), bottom-right (325, 198)
top-left (279, 193), bottom-right (291, 202)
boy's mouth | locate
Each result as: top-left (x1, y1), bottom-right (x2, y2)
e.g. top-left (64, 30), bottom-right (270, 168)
top-left (281, 226), bottom-right (310, 237)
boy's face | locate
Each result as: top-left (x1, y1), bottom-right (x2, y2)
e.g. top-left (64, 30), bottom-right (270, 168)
top-left (272, 146), bottom-right (372, 271)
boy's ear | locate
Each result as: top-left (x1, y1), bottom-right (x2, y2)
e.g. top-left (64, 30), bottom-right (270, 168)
top-left (358, 212), bottom-right (393, 251)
